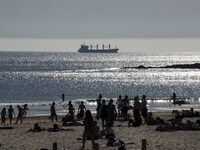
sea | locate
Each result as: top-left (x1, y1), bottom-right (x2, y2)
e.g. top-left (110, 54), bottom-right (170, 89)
top-left (0, 51), bottom-right (200, 116)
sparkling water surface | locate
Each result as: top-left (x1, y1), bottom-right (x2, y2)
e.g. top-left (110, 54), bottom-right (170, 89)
top-left (0, 52), bottom-right (200, 115)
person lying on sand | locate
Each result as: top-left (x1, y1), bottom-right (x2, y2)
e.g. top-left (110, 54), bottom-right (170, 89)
top-left (0, 126), bottom-right (14, 130)
top-left (157, 114), bottom-right (184, 131)
top-left (106, 137), bottom-right (126, 150)
top-left (27, 123), bottom-right (45, 132)
top-left (62, 115), bottom-right (84, 126)
top-left (156, 120), bottom-right (177, 131)
top-left (172, 108), bottom-right (200, 118)
top-left (157, 113), bottom-right (200, 131)
top-left (47, 124), bottom-right (74, 132)
top-left (145, 112), bottom-right (164, 126)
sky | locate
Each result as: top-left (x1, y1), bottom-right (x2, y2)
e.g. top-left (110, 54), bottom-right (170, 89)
top-left (0, 0), bottom-right (200, 52)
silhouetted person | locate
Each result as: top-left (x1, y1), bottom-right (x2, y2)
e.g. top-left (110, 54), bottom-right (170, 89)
top-left (107, 99), bottom-right (117, 127)
top-left (104, 123), bottom-right (115, 139)
top-left (172, 93), bottom-right (176, 107)
top-left (96, 99), bottom-right (102, 120)
top-left (22, 104), bottom-right (29, 118)
top-left (82, 110), bottom-right (95, 149)
top-left (116, 95), bottom-right (122, 120)
top-left (121, 95), bottom-right (130, 121)
top-left (61, 94), bottom-right (65, 102)
top-left (50, 102), bottom-right (57, 122)
top-left (98, 93), bottom-right (103, 100)
top-left (128, 115), bottom-right (142, 127)
top-left (133, 96), bottom-right (140, 118)
top-left (8, 105), bottom-right (15, 124)
top-left (78, 101), bottom-right (86, 120)
top-left (1, 107), bottom-right (6, 125)
top-left (33, 123), bottom-right (44, 132)
top-left (15, 105), bottom-right (23, 124)
top-left (101, 99), bottom-right (108, 129)
top-left (94, 121), bottom-right (101, 140)
top-left (65, 101), bottom-right (75, 118)
top-left (141, 95), bottom-right (148, 122)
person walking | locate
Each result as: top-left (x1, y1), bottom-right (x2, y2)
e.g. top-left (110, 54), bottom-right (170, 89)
top-left (82, 110), bottom-right (95, 149)
top-left (1, 107), bottom-right (6, 125)
top-left (8, 105), bottom-right (15, 124)
top-left (15, 105), bottom-right (23, 124)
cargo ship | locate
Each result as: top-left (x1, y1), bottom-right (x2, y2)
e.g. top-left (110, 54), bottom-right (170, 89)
top-left (78, 44), bottom-right (119, 53)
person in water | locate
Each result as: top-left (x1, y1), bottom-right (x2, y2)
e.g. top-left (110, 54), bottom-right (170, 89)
top-left (61, 94), bottom-right (65, 102)
top-left (172, 93), bottom-right (177, 107)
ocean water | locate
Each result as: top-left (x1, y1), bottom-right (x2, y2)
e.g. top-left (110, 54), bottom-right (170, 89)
top-left (0, 52), bottom-right (200, 116)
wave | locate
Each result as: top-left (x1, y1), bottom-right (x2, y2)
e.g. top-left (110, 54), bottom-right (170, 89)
top-left (1, 97), bottom-right (199, 117)
top-left (74, 67), bottom-right (120, 73)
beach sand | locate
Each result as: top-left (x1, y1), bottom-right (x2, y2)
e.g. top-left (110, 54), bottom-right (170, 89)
top-left (0, 112), bottom-right (200, 150)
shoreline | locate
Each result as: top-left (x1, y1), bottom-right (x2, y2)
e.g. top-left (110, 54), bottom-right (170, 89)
top-left (0, 98), bottom-right (200, 117)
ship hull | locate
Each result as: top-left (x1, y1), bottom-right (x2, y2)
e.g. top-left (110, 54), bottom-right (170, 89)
top-left (78, 49), bottom-right (119, 53)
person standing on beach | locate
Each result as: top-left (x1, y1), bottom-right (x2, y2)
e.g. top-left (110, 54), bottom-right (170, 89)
top-left (116, 95), bottom-right (122, 120)
top-left (1, 107), bottom-right (6, 125)
top-left (133, 96), bottom-right (141, 118)
top-left (50, 102), bottom-right (57, 122)
top-left (107, 99), bottom-right (117, 127)
top-left (78, 101), bottom-right (86, 120)
top-left (141, 95), bottom-right (148, 122)
top-left (121, 95), bottom-right (130, 121)
top-left (96, 99), bottom-right (102, 120)
top-left (15, 105), bottom-right (23, 124)
top-left (82, 110), bottom-right (95, 149)
top-left (101, 99), bottom-right (108, 129)
top-left (8, 105), bottom-right (15, 124)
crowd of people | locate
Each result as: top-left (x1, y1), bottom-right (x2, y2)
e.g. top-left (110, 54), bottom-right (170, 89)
top-left (0, 104), bottom-right (29, 125)
top-left (1, 93), bottom-right (200, 149)
top-left (49, 93), bottom-right (149, 149)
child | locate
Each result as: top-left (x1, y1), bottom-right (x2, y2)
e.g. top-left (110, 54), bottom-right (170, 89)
top-left (105, 123), bottom-right (115, 139)
top-left (78, 101), bottom-right (86, 120)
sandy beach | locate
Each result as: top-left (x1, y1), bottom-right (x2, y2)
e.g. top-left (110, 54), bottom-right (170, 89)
top-left (0, 111), bottom-right (200, 150)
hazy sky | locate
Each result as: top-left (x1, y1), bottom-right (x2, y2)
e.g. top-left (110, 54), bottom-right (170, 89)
top-left (0, 0), bottom-right (200, 52)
